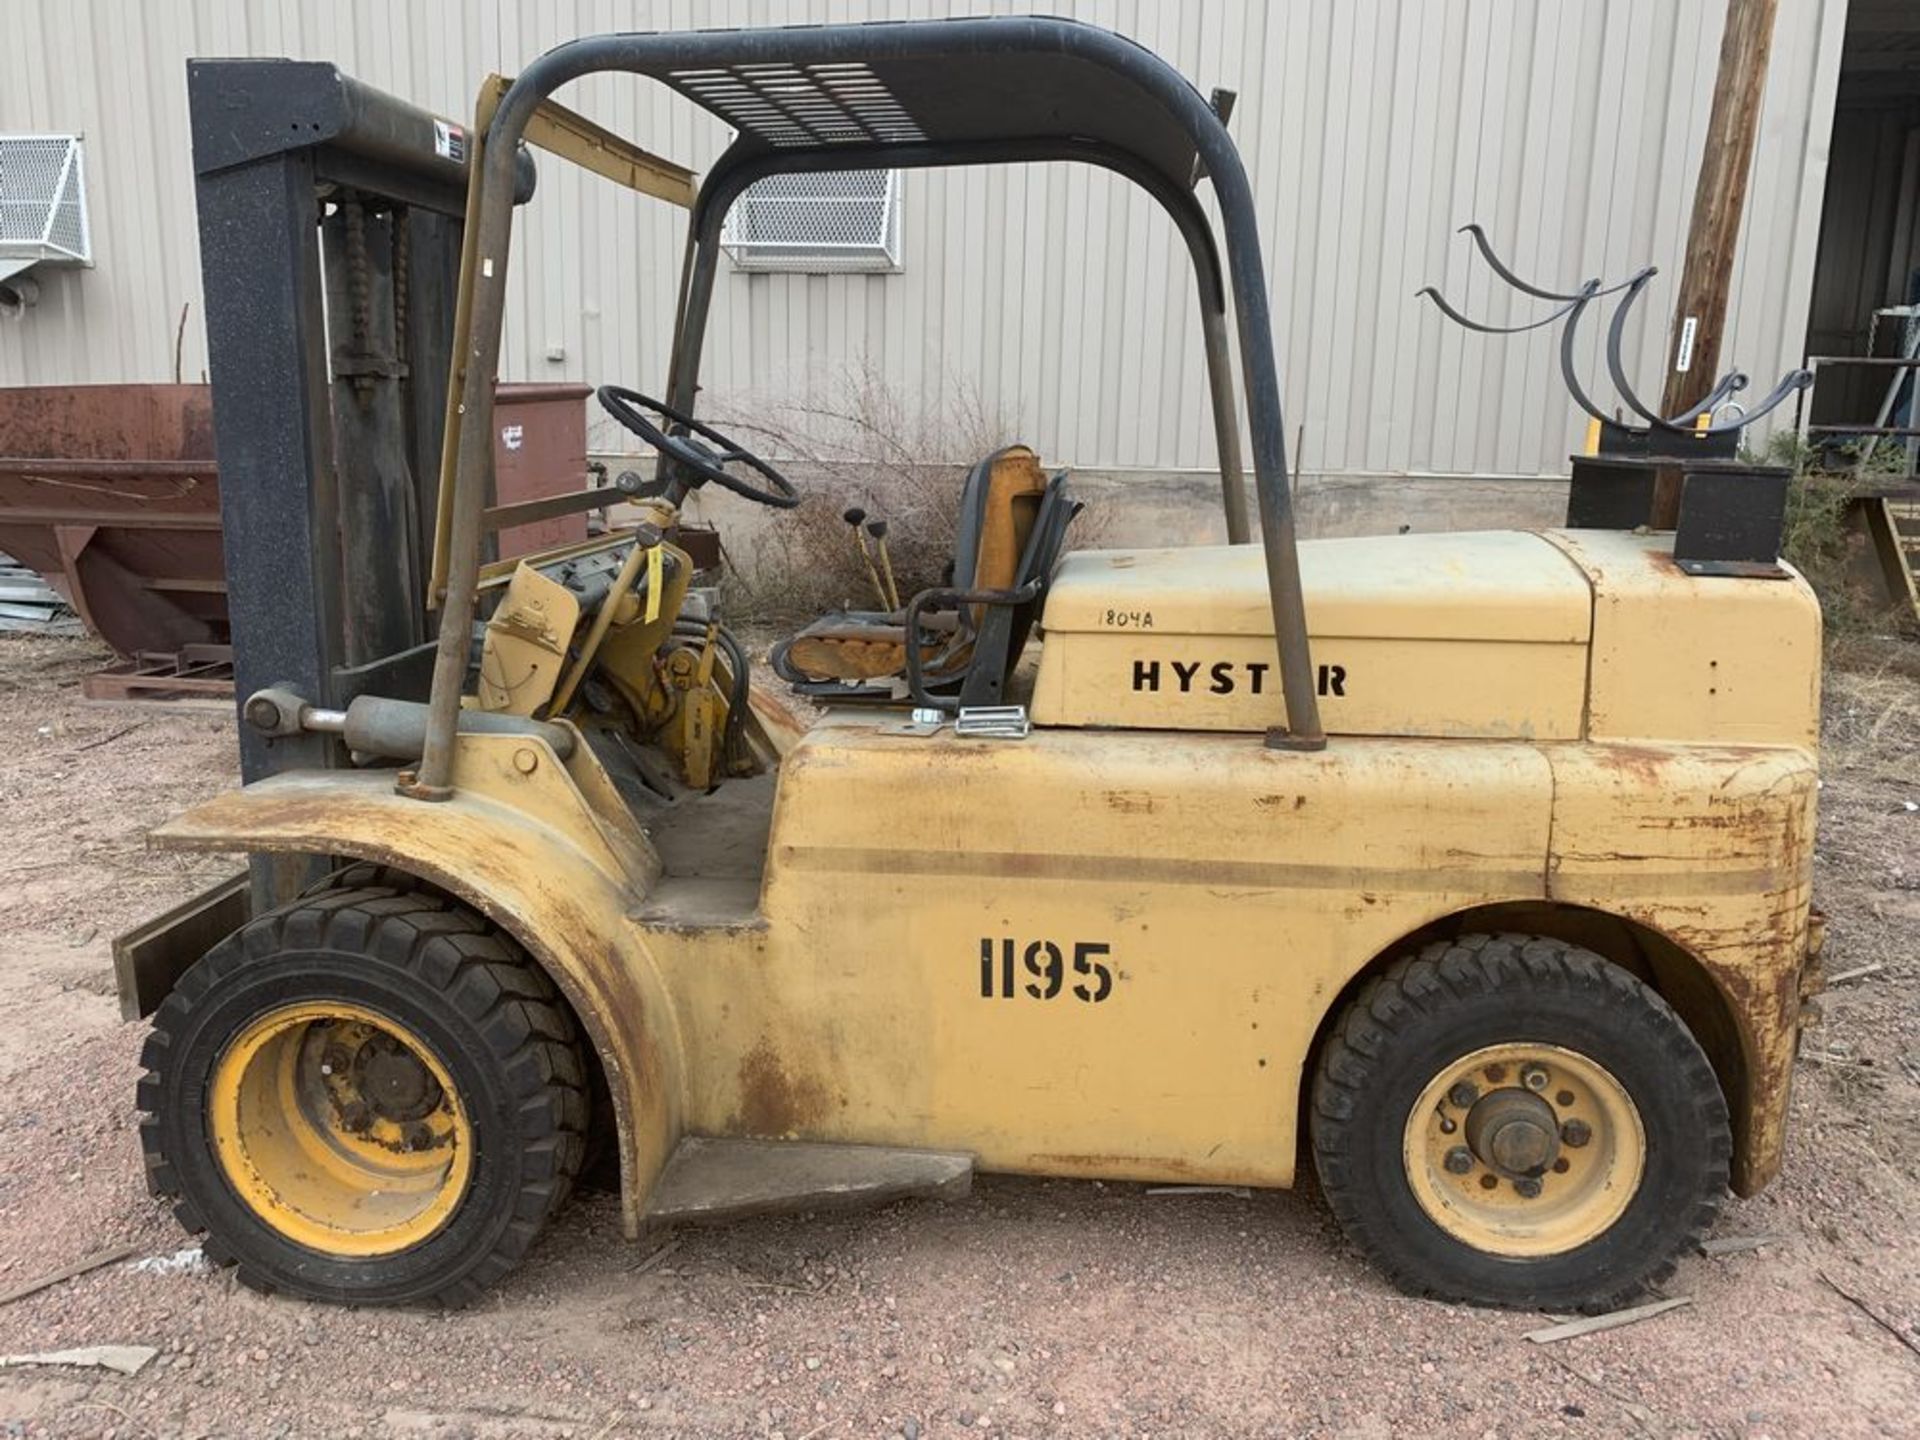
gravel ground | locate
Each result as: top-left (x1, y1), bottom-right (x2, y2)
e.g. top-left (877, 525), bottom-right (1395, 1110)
top-left (0, 632), bottom-right (1916, 1440)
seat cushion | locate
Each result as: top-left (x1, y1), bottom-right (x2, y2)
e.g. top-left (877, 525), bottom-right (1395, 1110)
top-left (781, 614), bottom-right (965, 682)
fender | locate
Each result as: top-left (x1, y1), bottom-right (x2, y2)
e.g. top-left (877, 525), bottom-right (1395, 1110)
top-left (1543, 742), bottom-right (1820, 1195)
top-left (145, 731), bottom-right (683, 1235)
top-left (1281, 740), bottom-right (1819, 1199)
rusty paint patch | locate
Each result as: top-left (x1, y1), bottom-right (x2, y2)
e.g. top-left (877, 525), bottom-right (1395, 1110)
top-left (731, 1039), bottom-right (832, 1138)
top-left (1253, 794), bottom-right (1308, 811)
top-left (1591, 744), bottom-right (1677, 787)
top-left (1621, 889), bottom-right (1808, 1197)
top-left (1646, 547), bottom-right (1689, 578)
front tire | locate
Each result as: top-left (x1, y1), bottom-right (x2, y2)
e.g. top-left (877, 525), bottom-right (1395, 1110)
top-left (1310, 934), bottom-right (1728, 1311)
top-left (137, 883), bottom-right (588, 1307)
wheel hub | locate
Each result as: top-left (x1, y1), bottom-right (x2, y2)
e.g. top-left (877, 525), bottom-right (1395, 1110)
top-left (208, 1003), bottom-right (472, 1257)
top-left (354, 1034), bottom-right (443, 1123)
top-left (1401, 1042), bottom-right (1646, 1259)
top-left (1464, 1088), bottom-right (1560, 1178)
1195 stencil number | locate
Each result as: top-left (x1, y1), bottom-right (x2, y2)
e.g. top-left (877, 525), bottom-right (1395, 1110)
top-left (978, 938), bottom-right (1113, 1003)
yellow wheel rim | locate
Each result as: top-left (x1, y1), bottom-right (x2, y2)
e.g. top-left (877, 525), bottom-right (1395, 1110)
top-left (208, 1002), bottom-right (473, 1257)
top-left (1402, 1042), bottom-right (1645, 1258)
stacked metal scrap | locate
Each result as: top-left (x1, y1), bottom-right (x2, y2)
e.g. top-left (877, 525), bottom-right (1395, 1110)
top-left (0, 550), bottom-right (84, 635)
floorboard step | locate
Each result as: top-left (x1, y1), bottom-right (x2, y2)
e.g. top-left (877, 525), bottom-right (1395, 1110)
top-left (630, 876), bottom-right (765, 931)
top-left (646, 1137), bottom-right (974, 1223)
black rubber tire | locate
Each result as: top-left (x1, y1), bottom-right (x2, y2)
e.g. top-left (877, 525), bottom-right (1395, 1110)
top-left (1310, 933), bottom-right (1729, 1311)
top-left (300, 861), bottom-right (417, 897)
top-left (138, 883), bottom-right (588, 1307)
top-left (308, 863), bottom-right (621, 1188)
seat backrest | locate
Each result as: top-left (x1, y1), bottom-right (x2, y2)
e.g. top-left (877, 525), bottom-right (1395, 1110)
top-left (950, 445), bottom-right (1050, 601)
top-left (958, 470), bottom-right (1082, 706)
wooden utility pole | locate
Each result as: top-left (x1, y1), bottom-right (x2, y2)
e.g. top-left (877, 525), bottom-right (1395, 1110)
top-left (1652, 0), bottom-right (1781, 524)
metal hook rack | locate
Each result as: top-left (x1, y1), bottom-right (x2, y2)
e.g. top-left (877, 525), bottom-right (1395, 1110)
top-left (1418, 223), bottom-right (1811, 442)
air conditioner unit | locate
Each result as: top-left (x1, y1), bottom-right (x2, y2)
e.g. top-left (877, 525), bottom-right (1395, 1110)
top-left (0, 135), bottom-right (92, 294)
top-left (722, 168), bottom-right (902, 273)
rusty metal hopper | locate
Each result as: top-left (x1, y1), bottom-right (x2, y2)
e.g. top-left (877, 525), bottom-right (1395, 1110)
top-left (0, 385), bottom-right (228, 697)
top-left (0, 382), bottom-right (596, 700)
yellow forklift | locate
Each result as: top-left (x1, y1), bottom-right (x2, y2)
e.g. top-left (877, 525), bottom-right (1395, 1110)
top-left (122, 17), bottom-right (1823, 1311)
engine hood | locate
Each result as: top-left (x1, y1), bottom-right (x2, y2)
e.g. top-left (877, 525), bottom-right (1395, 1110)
top-left (1030, 529), bottom-right (1819, 746)
top-left (1032, 531), bottom-right (1591, 740)
top-left (1040, 530), bottom-right (1592, 643)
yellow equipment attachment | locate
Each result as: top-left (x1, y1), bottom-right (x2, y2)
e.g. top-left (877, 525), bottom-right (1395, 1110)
top-left (475, 565), bottom-right (578, 716)
top-left (473, 502), bottom-right (762, 795)
top-left (124, 17), bottom-right (1823, 1317)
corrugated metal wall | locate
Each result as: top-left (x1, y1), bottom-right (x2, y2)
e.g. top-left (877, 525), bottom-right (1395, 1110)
top-left (0, 0), bottom-right (1846, 478)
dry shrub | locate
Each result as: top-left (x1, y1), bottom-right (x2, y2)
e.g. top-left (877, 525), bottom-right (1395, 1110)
top-left (704, 363), bottom-right (1022, 624)
top-left (1749, 430), bottom-right (1916, 639)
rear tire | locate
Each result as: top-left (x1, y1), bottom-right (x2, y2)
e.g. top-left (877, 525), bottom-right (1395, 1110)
top-left (1310, 933), bottom-right (1728, 1311)
top-left (138, 883), bottom-right (588, 1307)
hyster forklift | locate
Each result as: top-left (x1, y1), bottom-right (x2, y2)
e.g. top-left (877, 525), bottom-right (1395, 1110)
top-left (122, 17), bottom-right (1824, 1311)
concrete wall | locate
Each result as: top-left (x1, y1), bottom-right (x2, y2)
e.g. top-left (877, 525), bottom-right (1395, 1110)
top-left (968, 469), bottom-right (1571, 548)
top-left (670, 460), bottom-right (1572, 592)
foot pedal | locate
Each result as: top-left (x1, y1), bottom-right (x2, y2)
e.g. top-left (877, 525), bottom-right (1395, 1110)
top-left (645, 1138), bottom-right (973, 1223)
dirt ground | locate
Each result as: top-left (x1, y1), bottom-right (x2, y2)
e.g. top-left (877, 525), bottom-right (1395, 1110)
top-left (0, 631), bottom-right (1915, 1440)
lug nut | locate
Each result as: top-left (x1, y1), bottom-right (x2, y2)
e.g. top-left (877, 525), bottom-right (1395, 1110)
top-left (1521, 1065), bottom-right (1550, 1092)
top-left (1448, 1081), bottom-right (1479, 1109)
top-left (1562, 1119), bottom-right (1592, 1148)
top-left (1514, 1177), bottom-right (1543, 1199)
top-left (406, 1124), bottom-right (435, 1152)
top-left (339, 1101), bottom-right (371, 1133)
top-left (1444, 1146), bottom-right (1474, 1175)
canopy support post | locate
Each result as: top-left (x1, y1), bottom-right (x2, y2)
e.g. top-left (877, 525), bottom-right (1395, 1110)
top-left (1200, 302), bottom-right (1251, 544)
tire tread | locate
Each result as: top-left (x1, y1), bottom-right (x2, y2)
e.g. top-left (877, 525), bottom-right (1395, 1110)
top-left (138, 881), bottom-right (589, 1308)
top-left (1311, 933), bottom-right (1729, 1311)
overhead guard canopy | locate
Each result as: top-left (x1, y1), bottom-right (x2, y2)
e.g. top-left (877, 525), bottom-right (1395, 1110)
top-left (415, 16), bottom-right (1326, 799)
top-left (654, 34), bottom-right (1206, 198)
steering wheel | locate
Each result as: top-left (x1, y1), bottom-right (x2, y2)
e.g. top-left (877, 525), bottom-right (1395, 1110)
top-left (596, 386), bottom-right (800, 510)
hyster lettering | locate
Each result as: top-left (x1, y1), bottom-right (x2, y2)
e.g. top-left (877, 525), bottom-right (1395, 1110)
top-left (1130, 660), bottom-right (1347, 697)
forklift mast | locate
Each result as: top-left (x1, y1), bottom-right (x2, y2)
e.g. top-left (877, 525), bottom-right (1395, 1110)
top-left (186, 60), bottom-right (529, 896)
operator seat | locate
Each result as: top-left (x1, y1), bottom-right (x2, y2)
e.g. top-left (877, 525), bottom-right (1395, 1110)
top-left (771, 445), bottom-right (1081, 706)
